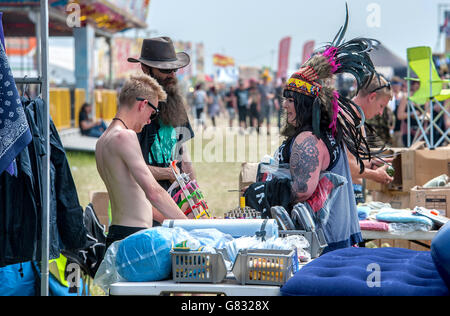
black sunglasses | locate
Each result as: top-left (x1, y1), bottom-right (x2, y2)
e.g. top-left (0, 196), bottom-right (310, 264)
top-left (136, 97), bottom-right (160, 120)
top-left (370, 82), bottom-right (391, 93)
top-left (158, 68), bottom-right (178, 74)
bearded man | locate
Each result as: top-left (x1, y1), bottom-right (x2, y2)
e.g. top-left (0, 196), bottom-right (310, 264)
top-left (128, 37), bottom-right (196, 218)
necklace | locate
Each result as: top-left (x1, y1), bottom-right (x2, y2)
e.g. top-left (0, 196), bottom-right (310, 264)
top-left (112, 117), bottom-right (129, 129)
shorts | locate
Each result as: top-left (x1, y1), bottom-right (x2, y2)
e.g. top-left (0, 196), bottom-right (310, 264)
top-left (227, 107), bottom-right (236, 120)
top-left (260, 105), bottom-right (271, 124)
top-left (249, 103), bottom-right (259, 121)
top-left (106, 222), bottom-right (161, 249)
top-left (196, 107), bottom-right (204, 120)
top-left (238, 106), bottom-right (247, 122)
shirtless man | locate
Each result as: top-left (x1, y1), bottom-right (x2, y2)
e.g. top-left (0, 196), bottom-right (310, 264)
top-left (95, 74), bottom-right (187, 249)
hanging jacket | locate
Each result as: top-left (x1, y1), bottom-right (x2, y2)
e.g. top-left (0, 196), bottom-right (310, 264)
top-left (0, 96), bottom-right (87, 267)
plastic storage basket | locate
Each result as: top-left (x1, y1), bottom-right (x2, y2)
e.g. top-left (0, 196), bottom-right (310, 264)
top-left (171, 250), bottom-right (227, 283)
top-left (232, 249), bottom-right (298, 286)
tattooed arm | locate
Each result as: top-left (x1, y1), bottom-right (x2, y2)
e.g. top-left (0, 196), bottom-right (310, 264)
top-left (290, 132), bottom-right (330, 202)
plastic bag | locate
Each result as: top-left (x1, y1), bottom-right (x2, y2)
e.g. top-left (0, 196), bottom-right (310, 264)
top-left (94, 226), bottom-right (193, 292)
top-left (388, 222), bottom-right (432, 234)
top-left (224, 235), bottom-right (308, 264)
top-left (188, 228), bottom-right (234, 249)
top-left (256, 162), bottom-right (291, 182)
top-left (303, 172), bottom-right (347, 226)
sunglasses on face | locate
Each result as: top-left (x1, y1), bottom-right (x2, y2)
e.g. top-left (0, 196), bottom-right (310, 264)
top-left (136, 97), bottom-right (160, 120)
top-left (158, 68), bottom-right (178, 74)
top-left (370, 82), bottom-right (391, 94)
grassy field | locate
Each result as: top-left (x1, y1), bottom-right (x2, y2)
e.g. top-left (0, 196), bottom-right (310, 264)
top-left (66, 116), bottom-right (283, 217)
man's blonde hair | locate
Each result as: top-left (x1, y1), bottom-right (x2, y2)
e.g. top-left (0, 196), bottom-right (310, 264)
top-left (119, 73), bottom-right (167, 108)
top-left (359, 75), bottom-right (393, 99)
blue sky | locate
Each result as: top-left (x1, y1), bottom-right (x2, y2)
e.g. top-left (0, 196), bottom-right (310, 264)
top-left (50, 0), bottom-right (450, 75)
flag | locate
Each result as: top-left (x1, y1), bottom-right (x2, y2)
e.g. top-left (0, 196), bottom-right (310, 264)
top-left (213, 54), bottom-right (235, 67)
top-left (0, 12), bottom-right (32, 176)
top-left (302, 40), bottom-right (315, 64)
top-left (277, 36), bottom-right (291, 80)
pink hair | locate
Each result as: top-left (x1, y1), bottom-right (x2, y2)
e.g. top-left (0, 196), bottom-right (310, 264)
top-left (322, 46), bottom-right (341, 73)
top-left (328, 90), bottom-right (341, 135)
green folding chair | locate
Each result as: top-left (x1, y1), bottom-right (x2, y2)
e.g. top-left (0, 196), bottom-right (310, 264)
top-left (405, 46), bottom-right (450, 148)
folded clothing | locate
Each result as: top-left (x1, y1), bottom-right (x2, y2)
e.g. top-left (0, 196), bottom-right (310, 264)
top-left (357, 206), bottom-right (371, 220)
top-left (359, 220), bottom-right (389, 231)
top-left (375, 209), bottom-right (433, 227)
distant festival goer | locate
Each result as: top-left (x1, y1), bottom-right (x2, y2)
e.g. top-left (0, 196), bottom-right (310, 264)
top-left (78, 102), bottom-right (107, 138)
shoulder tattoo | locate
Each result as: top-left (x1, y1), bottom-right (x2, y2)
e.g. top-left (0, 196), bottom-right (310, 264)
top-left (290, 135), bottom-right (319, 193)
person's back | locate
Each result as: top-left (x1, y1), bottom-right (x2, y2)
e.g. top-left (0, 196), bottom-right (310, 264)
top-left (96, 126), bottom-right (153, 227)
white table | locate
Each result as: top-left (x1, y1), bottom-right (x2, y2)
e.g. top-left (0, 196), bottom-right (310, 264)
top-left (109, 262), bottom-right (311, 296)
top-left (361, 230), bottom-right (438, 248)
top-left (109, 278), bottom-right (281, 296)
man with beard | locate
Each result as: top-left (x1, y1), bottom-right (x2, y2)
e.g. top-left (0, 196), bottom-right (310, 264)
top-left (128, 37), bottom-right (196, 223)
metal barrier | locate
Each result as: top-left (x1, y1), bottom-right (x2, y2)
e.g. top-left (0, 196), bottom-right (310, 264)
top-left (49, 88), bottom-right (71, 130)
top-left (95, 89), bottom-right (117, 121)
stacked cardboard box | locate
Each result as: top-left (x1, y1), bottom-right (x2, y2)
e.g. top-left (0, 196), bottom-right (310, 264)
top-left (366, 144), bottom-right (450, 251)
top-left (410, 186), bottom-right (450, 217)
top-left (367, 143), bottom-right (450, 210)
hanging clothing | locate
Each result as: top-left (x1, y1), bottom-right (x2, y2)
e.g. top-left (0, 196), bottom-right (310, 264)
top-left (0, 96), bottom-right (87, 267)
top-left (0, 30), bottom-right (32, 176)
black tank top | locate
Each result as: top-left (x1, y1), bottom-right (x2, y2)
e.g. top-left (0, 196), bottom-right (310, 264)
top-left (277, 127), bottom-right (341, 171)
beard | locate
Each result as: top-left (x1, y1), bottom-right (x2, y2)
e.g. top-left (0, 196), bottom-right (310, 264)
top-left (155, 75), bottom-right (189, 127)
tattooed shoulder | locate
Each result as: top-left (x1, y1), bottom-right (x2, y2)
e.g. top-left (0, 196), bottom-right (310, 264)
top-left (290, 134), bottom-right (319, 194)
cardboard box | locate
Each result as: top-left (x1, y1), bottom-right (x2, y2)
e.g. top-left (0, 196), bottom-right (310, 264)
top-left (89, 191), bottom-right (110, 231)
top-left (371, 190), bottom-right (410, 209)
top-left (367, 144), bottom-right (450, 193)
top-left (410, 186), bottom-right (450, 217)
top-left (402, 146), bottom-right (450, 192)
top-left (238, 162), bottom-right (259, 194)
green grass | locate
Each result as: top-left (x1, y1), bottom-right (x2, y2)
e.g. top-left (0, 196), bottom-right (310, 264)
top-left (66, 151), bottom-right (106, 209)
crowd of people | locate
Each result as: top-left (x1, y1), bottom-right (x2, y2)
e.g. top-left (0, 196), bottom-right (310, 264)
top-left (188, 75), bottom-right (286, 134)
top-left (365, 76), bottom-right (450, 148)
top-left (185, 73), bottom-right (450, 146)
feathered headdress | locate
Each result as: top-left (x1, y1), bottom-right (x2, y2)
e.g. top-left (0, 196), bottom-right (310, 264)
top-left (284, 3), bottom-right (381, 172)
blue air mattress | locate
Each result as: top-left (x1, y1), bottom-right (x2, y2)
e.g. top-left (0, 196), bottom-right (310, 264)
top-left (281, 247), bottom-right (449, 296)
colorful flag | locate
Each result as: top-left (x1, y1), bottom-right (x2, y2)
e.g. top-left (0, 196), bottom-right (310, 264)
top-left (0, 12), bottom-right (32, 176)
top-left (213, 54), bottom-right (235, 67)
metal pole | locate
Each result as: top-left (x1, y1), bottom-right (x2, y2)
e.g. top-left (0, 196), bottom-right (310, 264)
top-left (407, 64), bottom-right (411, 147)
top-left (40, 0), bottom-right (50, 297)
top-left (34, 9), bottom-right (41, 77)
top-left (429, 55), bottom-right (434, 149)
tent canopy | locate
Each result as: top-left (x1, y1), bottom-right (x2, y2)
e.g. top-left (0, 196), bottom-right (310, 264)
top-left (370, 43), bottom-right (408, 79)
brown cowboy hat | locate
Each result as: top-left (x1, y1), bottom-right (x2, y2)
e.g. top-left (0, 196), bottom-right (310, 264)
top-left (127, 36), bottom-right (190, 70)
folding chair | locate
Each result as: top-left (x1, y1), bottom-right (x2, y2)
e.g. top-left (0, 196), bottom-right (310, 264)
top-left (405, 46), bottom-right (450, 148)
